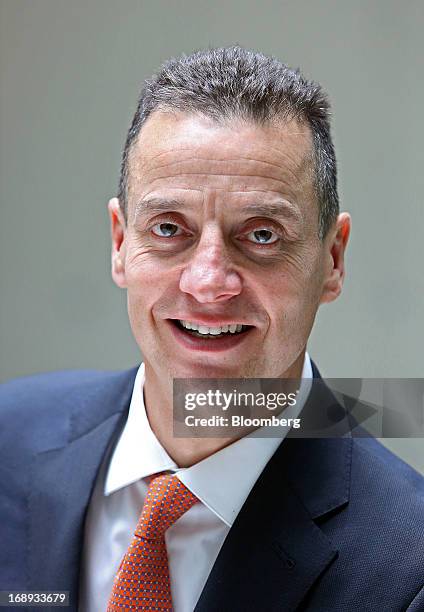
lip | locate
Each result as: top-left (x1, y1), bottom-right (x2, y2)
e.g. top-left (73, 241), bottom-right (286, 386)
top-left (166, 319), bottom-right (255, 352)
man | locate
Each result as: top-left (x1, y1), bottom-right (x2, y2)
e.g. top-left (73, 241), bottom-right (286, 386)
top-left (1, 46), bottom-right (423, 611)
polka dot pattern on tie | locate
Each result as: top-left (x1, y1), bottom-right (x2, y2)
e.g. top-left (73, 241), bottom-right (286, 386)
top-left (107, 473), bottom-right (199, 611)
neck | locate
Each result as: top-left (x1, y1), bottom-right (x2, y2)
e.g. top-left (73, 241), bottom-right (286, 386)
top-left (143, 352), bottom-right (306, 468)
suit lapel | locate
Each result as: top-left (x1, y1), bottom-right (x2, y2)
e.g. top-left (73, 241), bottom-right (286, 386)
top-left (27, 368), bottom-right (137, 606)
top-left (195, 454), bottom-right (339, 611)
top-left (196, 372), bottom-right (352, 612)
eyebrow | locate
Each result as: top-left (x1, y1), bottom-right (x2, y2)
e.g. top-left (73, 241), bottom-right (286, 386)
top-left (134, 198), bottom-right (190, 220)
top-left (134, 197), bottom-right (302, 225)
top-left (240, 202), bottom-right (302, 224)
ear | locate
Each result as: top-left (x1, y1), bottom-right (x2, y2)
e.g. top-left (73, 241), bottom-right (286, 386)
top-left (320, 213), bottom-right (351, 304)
top-left (108, 197), bottom-right (127, 288)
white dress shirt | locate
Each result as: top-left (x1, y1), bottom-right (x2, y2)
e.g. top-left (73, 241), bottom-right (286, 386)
top-left (79, 354), bottom-right (312, 612)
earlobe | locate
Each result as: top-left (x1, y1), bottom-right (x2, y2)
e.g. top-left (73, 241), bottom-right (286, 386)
top-left (108, 197), bottom-right (127, 289)
top-left (112, 253), bottom-right (126, 286)
top-left (320, 213), bottom-right (351, 305)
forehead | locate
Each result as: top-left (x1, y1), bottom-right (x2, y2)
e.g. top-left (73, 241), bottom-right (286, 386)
top-left (126, 111), bottom-right (315, 213)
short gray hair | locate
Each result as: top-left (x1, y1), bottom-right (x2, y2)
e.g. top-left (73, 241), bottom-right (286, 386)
top-left (118, 46), bottom-right (339, 237)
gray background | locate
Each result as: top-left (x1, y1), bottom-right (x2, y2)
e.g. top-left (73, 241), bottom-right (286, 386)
top-left (1, 0), bottom-right (423, 471)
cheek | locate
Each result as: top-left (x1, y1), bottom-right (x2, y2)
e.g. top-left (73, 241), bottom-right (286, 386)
top-left (123, 254), bottom-right (161, 324)
top-left (124, 238), bottom-right (173, 290)
top-left (124, 232), bottom-right (187, 283)
top-left (259, 259), bottom-right (325, 329)
top-left (125, 243), bottom-right (160, 280)
top-left (124, 251), bottom-right (183, 324)
top-left (283, 244), bottom-right (326, 300)
top-left (266, 259), bottom-right (323, 303)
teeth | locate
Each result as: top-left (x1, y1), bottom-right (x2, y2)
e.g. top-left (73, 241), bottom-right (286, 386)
top-left (209, 327), bottom-right (223, 335)
top-left (179, 320), bottom-right (246, 335)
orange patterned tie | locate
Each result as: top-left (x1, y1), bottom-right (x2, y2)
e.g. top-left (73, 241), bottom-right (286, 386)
top-left (107, 473), bottom-right (199, 611)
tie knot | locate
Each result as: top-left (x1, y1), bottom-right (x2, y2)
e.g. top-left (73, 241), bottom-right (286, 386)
top-left (135, 474), bottom-right (198, 540)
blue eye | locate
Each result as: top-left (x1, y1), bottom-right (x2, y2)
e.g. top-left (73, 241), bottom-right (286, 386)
top-left (247, 229), bottom-right (279, 244)
top-left (151, 223), bottom-right (182, 237)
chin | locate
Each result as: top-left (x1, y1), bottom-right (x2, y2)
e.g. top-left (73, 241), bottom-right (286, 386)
top-left (167, 359), bottom-right (246, 380)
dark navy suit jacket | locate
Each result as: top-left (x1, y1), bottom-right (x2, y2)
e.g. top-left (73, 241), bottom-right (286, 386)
top-left (1, 366), bottom-right (424, 611)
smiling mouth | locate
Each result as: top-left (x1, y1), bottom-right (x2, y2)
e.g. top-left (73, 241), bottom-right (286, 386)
top-left (170, 319), bottom-right (253, 339)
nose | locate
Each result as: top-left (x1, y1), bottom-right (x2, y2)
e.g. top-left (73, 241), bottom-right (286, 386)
top-left (179, 227), bottom-right (243, 303)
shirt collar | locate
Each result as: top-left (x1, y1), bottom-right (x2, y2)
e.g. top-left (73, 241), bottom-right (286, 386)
top-left (105, 354), bottom-right (312, 527)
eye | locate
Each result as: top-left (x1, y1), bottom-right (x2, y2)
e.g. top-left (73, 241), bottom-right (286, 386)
top-left (246, 228), bottom-right (279, 244)
top-left (151, 222), bottom-right (183, 238)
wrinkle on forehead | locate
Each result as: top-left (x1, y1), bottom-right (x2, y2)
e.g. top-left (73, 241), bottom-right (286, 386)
top-left (126, 112), bottom-right (315, 217)
top-left (130, 111), bottom-right (312, 168)
top-left (139, 156), bottom-right (305, 191)
top-left (133, 115), bottom-right (311, 163)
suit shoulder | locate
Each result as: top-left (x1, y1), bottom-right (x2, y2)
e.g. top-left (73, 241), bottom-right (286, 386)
top-left (0, 367), bottom-right (138, 457)
top-left (353, 436), bottom-right (424, 499)
top-left (1, 368), bottom-right (110, 390)
top-left (0, 369), bottom-right (125, 413)
top-left (345, 436), bottom-right (424, 570)
top-left (312, 437), bottom-right (424, 608)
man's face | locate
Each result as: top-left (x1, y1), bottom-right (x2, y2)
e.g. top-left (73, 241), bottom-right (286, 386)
top-left (110, 112), bottom-right (348, 380)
